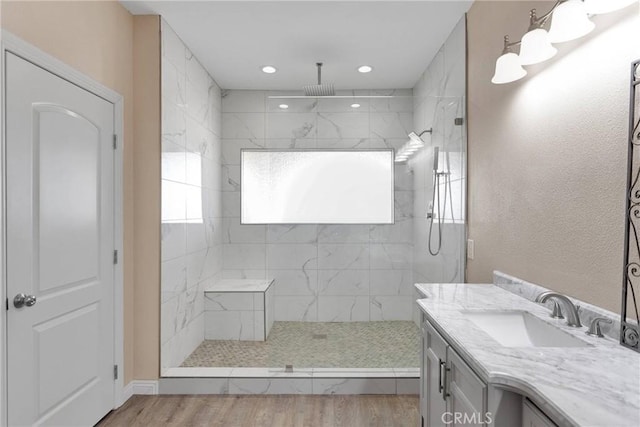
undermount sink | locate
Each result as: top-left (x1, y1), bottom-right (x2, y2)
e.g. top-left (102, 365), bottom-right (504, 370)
top-left (462, 310), bottom-right (589, 348)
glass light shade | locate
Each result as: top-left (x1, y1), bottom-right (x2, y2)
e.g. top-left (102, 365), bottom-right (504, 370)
top-left (548, 0), bottom-right (595, 43)
top-left (519, 28), bottom-right (558, 65)
top-left (491, 52), bottom-right (527, 84)
top-left (584, 0), bottom-right (637, 14)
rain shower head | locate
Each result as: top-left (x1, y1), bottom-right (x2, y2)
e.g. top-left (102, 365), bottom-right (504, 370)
top-left (303, 63), bottom-right (335, 96)
top-left (409, 128), bottom-right (432, 145)
top-left (394, 128), bottom-right (432, 163)
top-left (408, 132), bottom-right (425, 146)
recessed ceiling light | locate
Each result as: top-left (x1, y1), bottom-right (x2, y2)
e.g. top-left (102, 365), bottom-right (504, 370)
top-left (357, 65), bottom-right (373, 73)
top-left (350, 103), bottom-right (361, 108)
top-left (279, 104), bottom-right (289, 109)
top-left (262, 65), bottom-right (277, 74)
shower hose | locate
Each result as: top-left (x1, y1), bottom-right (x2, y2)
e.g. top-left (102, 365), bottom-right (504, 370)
top-left (428, 168), bottom-right (454, 256)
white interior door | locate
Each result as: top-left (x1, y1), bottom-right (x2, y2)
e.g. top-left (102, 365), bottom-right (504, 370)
top-left (5, 52), bottom-right (115, 426)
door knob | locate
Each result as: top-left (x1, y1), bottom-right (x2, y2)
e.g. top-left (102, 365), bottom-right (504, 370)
top-left (13, 293), bottom-right (36, 308)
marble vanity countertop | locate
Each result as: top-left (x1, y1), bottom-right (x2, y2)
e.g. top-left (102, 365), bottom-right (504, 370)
top-left (415, 283), bottom-right (640, 427)
top-left (205, 279), bottom-right (274, 293)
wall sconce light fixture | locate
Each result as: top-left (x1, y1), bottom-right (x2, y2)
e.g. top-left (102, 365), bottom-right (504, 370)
top-left (548, 0), bottom-right (595, 43)
top-left (519, 9), bottom-right (558, 65)
top-left (491, 0), bottom-right (637, 84)
top-left (492, 36), bottom-right (527, 84)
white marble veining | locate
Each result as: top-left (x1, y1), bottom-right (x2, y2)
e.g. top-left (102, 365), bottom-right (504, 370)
top-left (271, 269), bottom-right (318, 296)
top-left (221, 113), bottom-right (265, 139)
top-left (416, 283), bottom-right (640, 427)
top-left (161, 19), bottom-right (223, 372)
top-left (222, 244), bottom-right (266, 270)
top-left (266, 224), bottom-right (318, 244)
top-left (163, 366), bottom-right (418, 378)
top-left (370, 270), bottom-right (413, 296)
top-left (317, 244), bottom-right (370, 270)
top-left (205, 279), bottom-right (273, 293)
top-left (274, 295), bottom-right (318, 321)
top-left (205, 310), bottom-right (255, 340)
top-left (493, 271), bottom-right (622, 341)
top-left (221, 89), bottom-right (415, 322)
top-left (369, 112), bottom-right (413, 139)
top-left (370, 295), bottom-right (413, 321)
top-left (203, 279), bottom-right (273, 341)
top-left (266, 112), bottom-right (317, 139)
top-left (317, 224), bottom-right (369, 243)
top-left (412, 17), bottom-right (466, 289)
top-left (317, 296), bottom-right (369, 322)
top-left (316, 112), bottom-right (370, 139)
top-left (370, 219), bottom-right (413, 243)
top-left (229, 378), bottom-right (313, 394)
top-left (370, 244), bottom-right (412, 270)
top-left (312, 378), bottom-right (397, 395)
top-left (317, 270), bottom-right (369, 296)
top-left (265, 283), bottom-right (275, 337)
top-left (160, 367), bottom-right (419, 395)
top-left (266, 243), bottom-right (318, 270)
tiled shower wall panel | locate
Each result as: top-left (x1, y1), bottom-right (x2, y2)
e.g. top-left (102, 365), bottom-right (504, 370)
top-left (411, 17), bottom-right (467, 324)
top-left (160, 19), bottom-right (223, 372)
top-left (221, 90), bottom-right (415, 322)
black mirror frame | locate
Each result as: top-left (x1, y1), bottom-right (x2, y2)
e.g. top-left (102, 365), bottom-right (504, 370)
top-left (621, 59), bottom-right (640, 353)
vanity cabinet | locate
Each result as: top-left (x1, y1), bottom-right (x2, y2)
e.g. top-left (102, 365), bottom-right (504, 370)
top-left (421, 318), bottom-right (448, 426)
top-left (421, 318), bottom-right (488, 427)
top-left (522, 399), bottom-right (556, 427)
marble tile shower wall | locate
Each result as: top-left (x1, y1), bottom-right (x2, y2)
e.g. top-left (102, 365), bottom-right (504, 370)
top-left (221, 90), bottom-right (415, 322)
top-left (411, 17), bottom-right (467, 323)
top-left (160, 20), bottom-right (223, 372)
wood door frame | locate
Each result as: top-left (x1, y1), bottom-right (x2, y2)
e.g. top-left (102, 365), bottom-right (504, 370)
top-left (0, 30), bottom-right (126, 426)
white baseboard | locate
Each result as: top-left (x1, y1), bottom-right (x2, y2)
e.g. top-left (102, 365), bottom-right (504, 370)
top-left (121, 380), bottom-right (159, 404)
top-left (121, 382), bottom-right (134, 404)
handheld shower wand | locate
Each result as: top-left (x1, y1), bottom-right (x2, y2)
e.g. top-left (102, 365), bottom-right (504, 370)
top-left (432, 146), bottom-right (439, 172)
top-left (428, 146), bottom-right (453, 256)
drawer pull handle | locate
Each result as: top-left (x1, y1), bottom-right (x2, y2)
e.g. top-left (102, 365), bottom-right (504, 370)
top-left (439, 360), bottom-right (446, 395)
top-left (442, 363), bottom-right (451, 400)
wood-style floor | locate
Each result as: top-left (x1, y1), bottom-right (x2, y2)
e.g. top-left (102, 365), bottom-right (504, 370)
top-left (98, 395), bottom-right (420, 427)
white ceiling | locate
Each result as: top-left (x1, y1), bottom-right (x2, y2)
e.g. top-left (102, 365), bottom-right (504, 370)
top-left (121, 1), bottom-right (472, 90)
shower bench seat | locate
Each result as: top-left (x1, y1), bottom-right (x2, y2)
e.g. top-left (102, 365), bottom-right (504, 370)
top-left (204, 279), bottom-right (275, 341)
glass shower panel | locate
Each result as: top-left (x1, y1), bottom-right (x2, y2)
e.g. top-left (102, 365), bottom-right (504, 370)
top-left (430, 96), bottom-right (466, 283)
top-left (414, 95), bottom-right (466, 285)
top-left (260, 93), bottom-right (422, 372)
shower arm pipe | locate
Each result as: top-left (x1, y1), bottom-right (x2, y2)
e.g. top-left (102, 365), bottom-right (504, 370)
top-left (530, 1), bottom-right (563, 29)
top-left (501, 36), bottom-right (522, 54)
top-left (499, 0), bottom-right (563, 53)
top-left (417, 128), bottom-right (433, 137)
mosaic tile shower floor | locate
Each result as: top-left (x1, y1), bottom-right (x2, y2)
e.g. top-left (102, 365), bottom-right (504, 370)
top-left (181, 321), bottom-right (420, 369)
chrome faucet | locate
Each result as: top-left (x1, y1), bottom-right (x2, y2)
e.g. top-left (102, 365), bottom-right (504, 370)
top-left (585, 317), bottom-right (612, 338)
top-left (535, 291), bottom-right (582, 328)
